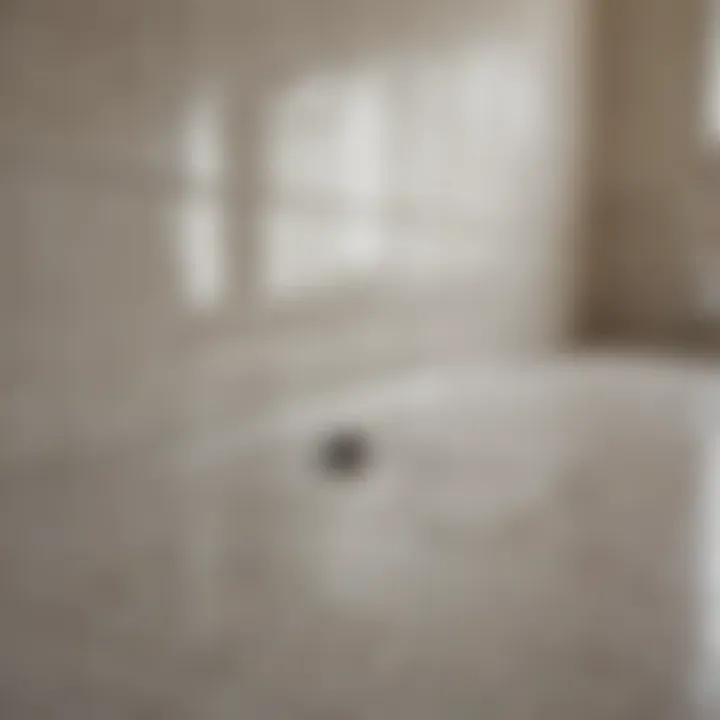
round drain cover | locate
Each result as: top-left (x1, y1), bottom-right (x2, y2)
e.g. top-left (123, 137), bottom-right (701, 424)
top-left (320, 429), bottom-right (370, 476)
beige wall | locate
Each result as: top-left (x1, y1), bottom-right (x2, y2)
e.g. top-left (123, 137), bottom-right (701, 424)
top-left (583, 0), bottom-right (707, 345)
top-left (0, 0), bottom-right (591, 456)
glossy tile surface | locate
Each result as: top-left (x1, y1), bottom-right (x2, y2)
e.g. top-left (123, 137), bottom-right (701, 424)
top-left (0, 358), bottom-right (713, 719)
top-left (1, 0), bottom-right (715, 718)
top-left (0, 0), bottom-right (588, 457)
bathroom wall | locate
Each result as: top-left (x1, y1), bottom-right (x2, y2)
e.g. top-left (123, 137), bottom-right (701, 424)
top-left (582, 0), bottom-right (708, 345)
top-left (0, 0), bottom-right (592, 456)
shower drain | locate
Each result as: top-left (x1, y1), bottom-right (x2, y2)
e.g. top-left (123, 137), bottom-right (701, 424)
top-left (319, 428), bottom-right (371, 477)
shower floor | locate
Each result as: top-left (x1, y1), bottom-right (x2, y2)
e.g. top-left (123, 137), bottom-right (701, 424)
top-left (0, 356), bottom-right (712, 719)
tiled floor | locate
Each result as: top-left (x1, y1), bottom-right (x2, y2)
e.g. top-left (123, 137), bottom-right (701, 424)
top-left (0, 357), bottom-right (714, 718)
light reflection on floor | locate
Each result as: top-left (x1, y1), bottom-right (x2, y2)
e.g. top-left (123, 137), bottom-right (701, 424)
top-left (696, 380), bottom-right (720, 718)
